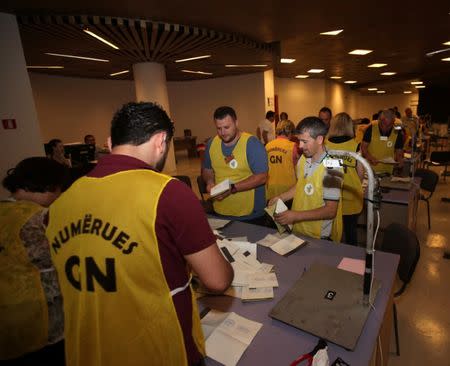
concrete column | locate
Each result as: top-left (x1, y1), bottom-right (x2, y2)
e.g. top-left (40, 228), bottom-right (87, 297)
top-left (133, 62), bottom-right (176, 174)
top-left (0, 13), bottom-right (45, 198)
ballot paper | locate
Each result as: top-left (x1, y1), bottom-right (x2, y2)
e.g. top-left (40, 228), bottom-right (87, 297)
top-left (208, 218), bottom-right (231, 230)
top-left (247, 272), bottom-right (278, 288)
top-left (210, 179), bottom-right (231, 198)
top-left (378, 157), bottom-right (398, 164)
top-left (337, 257), bottom-right (365, 275)
top-left (202, 310), bottom-right (263, 366)
top-left (257, 233), bottom-right (289, 248)
top-left (264, 199), bottom-right (292, 234)
top-left (270, 235), bottom-right (306, 256)
top-left (241, 286), bottom-right (274, 301)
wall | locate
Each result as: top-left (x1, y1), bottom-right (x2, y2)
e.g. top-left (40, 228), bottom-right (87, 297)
top-left (30, 73), bottom-right (136, 147)
top-left (0, 13), bottom-right (45, 198)
top-left (324, 80), bottom-right (358, 118)
top-left (356, 93), bottom-right (419, 119)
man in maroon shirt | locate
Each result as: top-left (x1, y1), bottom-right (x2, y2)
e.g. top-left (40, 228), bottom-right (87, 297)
top-left (50, 102), bottom-right (233, 366)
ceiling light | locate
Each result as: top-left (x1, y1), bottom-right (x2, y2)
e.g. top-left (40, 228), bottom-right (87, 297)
top-left (280, 58), bottom-right (296, 63)
top-left (225, 64), bottom-right (267, 67)
top-left (320, 29), bottom-right (343, 36)
top-left (308, 69), bottom-right (324, 73)
top-left (83, 29), bottom-right (119, 50)
top-left (368, 88), bottom-right (378, 91)
top-left (175, 55), bottom-right (211, 63)
top-left (411, 81), bottom-right (423, 85)
top-left (380, 72), bottom-right (396, 76)
top-left (415, 85), bottom-right (426, 89)
top-left (442, 57), bottom-right (450, 61)
top-left (45, 52), bottom-right (109, 62)
top-left (368, 63), bottom-right (387, 68)
top-left (181, 69), bottom-right (213, 75)
top-left (295, 75), bottom-right (309, 79)
top-left (403, 91), bottom-right (412, 94)
top-left (26, 66), bottom-right (64, 69)
top-left (344, 80), bottom-right (357, 84)
top-left (349, 49), bottom-right (373, 55)
top-left (377, 90), bottom-right (386, 94)
top-left (110, 70), bottom-right (129, 76)
top-left (330, 76), bottom-right (342, 79)
top-left (426, 47), bottom-right (450, 56)
top-left (443, 41), bottom-right (450, 46)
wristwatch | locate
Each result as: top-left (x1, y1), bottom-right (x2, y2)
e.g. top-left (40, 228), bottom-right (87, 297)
top-left (230, 183), bottom-right (238, 194)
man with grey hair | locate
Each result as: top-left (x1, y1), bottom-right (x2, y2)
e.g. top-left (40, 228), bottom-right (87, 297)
top-left (361, 109), bottom-right (404, 174)
top-left (269, 117), bottom-right (343, 242)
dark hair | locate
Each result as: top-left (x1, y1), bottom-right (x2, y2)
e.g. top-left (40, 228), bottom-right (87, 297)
top-left (372, 113), bottom-right (379, 121)
top-left (295, 116), bottom-right (329, 138)
top-left (265, 110), bottom-right (275, 119)
top-left (110, 102), bottom-right (174, 148)
top-left (361, 118), bottom-right (370, 125)
top-left (48, 139), bottom-right (62, 152)
top-left (280, 112), bottom-right (288, 120)
top-left (3, 157), bottom-right (67, 193)
top-left (319, 107), bottom-right (332, 116)
top-left (213, 106), bottom-right (237, 121)
top-left (84, 134), bottom-right (94, 142)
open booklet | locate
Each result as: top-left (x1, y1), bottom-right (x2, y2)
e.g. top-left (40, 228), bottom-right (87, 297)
top-left (264, 199), bottom-right (293, 234)
top-left (210, 179), bottom-right (231, 198)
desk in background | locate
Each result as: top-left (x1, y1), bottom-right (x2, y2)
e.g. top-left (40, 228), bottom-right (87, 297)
top-left (200, 220), bottom-right (399, 366)
top-left (174, 136), bottom-right (197, 158)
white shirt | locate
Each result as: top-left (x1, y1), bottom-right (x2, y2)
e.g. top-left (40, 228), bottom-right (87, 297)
top-left (257, 119), bottom-right (275, 143)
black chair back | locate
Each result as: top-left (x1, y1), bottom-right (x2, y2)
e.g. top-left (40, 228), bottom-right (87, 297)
top-left (197, 175), bottom-right (208, 200)
top-left (414, 168), bottom-right (439, 194)
top-left (429, 151), bottom-right (450, 164)
top-left (173, 175), bottom-right (192, 188)
top-left (381, 223), bottom-right (420, 296)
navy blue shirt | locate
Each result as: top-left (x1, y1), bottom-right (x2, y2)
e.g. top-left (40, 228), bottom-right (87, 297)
top-left (203, 135), bottom-right (268, 220)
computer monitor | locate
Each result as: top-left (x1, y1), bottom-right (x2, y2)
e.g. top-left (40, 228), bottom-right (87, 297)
top-left (64, 144), bottom-right (95, 165)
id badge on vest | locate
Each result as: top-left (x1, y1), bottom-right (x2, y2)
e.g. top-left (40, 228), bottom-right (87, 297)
top-left (379, 136), bottom-right (388, 141)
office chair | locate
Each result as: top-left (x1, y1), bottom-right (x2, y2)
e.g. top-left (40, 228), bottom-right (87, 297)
top-left (196, 175), bottom-right (214, 214)
top-left (172, 175), bottom-right (192, 188)
top-left (414, 168), bottom-right (439, 229)
top-left (381, 223), bottom-right (420, 356)
top-left (424, 151), bottom-right (450, 182)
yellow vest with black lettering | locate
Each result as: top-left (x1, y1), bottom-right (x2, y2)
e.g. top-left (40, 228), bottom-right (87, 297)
top-left (265, 137), bottom-right (297, 200)
top-left (325, 139), bottom-right (363, 215)
top-left (0, 200), bottom-right (48, 360)
top-left (210, 133), bottom-right (254, 216)
top-left (292, 156), bottom-right (343, 242)
top-left (46, 170), bottom-right (205, 366)
top-left (368, 122), bottom-right (397, 174)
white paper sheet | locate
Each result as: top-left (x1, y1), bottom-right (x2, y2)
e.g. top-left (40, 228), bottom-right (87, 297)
top-left (210, 179), bottom-right (231, 197)
top-left (270, 234), bottom-right (306, 256)
top-left (208, 218), bottom-right (231, 230)
top-left (247, 272), bottom-right (278, 288)
top-left (241, 286), bottom-right (274, 301)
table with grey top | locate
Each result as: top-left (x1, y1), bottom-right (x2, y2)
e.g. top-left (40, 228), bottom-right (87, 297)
top-left (199, 220), bottom-right (399, 366)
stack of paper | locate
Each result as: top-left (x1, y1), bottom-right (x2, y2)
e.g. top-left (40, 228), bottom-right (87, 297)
top-left (201, 310), bottom-right (263, 366)
top-left (257, 233), bottom-right (306, 256)
top-left (264, 199), bottom-right (293, 234)
top-left (210, 179), bottom-right (231, 198)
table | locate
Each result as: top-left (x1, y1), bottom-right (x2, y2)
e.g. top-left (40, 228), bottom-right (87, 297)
top-left (174, 136), bottom-right (197, 158)
top-left (199, 220), bottom-right (399, 366)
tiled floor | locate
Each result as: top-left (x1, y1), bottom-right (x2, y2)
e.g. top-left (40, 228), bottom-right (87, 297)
top-left (174, 152), bottom-right (450, 365)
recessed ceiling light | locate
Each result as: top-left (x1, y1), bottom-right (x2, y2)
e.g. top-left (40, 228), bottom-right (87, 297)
top-left (295, 75), bottom-right (309, 79)
top-left (411, 81), bottom-right (423, 85)
top-left (110, 70), bottom-right (129, 76)
top-left (368, 88), bottom-right (378, 91)
top-left (442, 57), bottom-right (450, 61)
top-left (443, 41), bottom-right (450, 46)
top-left (308, 69), bottom-right (324, 73)
top-left (403, 91), bottom-right (412, 94)
top-left (377, 90), bottom-right (386, 94)
top-left (415, 85), bottom-right (426, 89)
top-left (368, 63), bottom-right (387, 68)
top-left (320, 29), bottom-right (343, 36)
top-left (349, 49), bottom-right (373, 55)
top-left (26, 66), bottom-right (64, 69)
top-left (380, 72), bottom-right (396, 76)
top-left (45, 53), bottom-right (109, 62)
top-left (83, 29), bottom-right (119, 50)
top-left (330, 76), bottom-right (342, 79)
top-left (225, 64), bottom-right (267, 67)
top-left (280, 58), bottom-right (296, 63)
top-left (181, 69), bottom-right (213, 75)
top-left (175, 55), bottom-right (211, 63)
top-left (344, 80), bottom-right (357, 84)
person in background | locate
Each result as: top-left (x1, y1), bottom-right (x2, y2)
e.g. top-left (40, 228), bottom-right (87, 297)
top-left (326, 113), bottom-right (364, 246)
top-left (48, 138), bottom-right (71, 167)
top-left (355, 118), bottom-right (371, 145)
top-left (265, 120), bottom-right (299, 204)
top-left (84, 134), bottom-right (100, 160)
top-left (279, 112), bottom-right (289, 122)
top-left (402, 107), bottom-right (419, 140)
top-left (269, 117), bottom-right (343, 242)
top-left (256, 110), bottom-right (276, 145)
top-left (46, 102), bottom-right (233, 366)
top-left (361, 109), bottom-right (404, 175)
top-left (0, 157), bottom-right (66, 364)
top-left (202, 106), bottom-right (268, 225)
top-left (318, 107), bottom-right (332, 128)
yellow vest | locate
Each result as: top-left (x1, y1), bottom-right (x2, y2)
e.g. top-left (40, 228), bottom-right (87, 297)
top-left (0, 200), bottom-right (48, 360)
top-left (265, 137), bottom-right (297, 200)
top-left (46, 170), bottom-right (204, 366)
top-left (325, 139), bottom-right (363, 215)
top-left (210, 133), bottom-right (254, 216)
top-left (292, 156), bottom-right (343, 242)
top-left (368, 122), bottom-right (398, 174)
